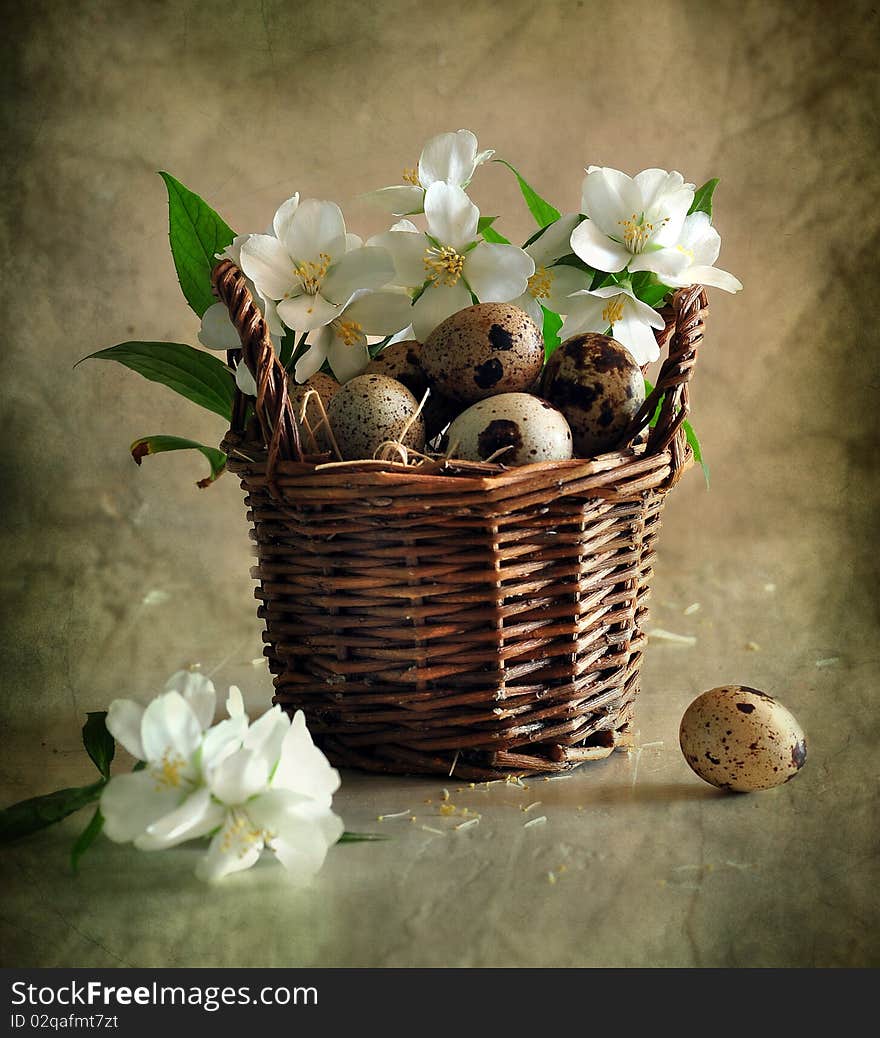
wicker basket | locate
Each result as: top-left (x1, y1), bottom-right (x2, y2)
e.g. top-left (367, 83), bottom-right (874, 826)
top-left (212, 259), bottom-right (707, 779)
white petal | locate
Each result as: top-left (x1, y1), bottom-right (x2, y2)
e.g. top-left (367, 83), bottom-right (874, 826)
top-left (164, 670), bottom-right (216, 731)
top-left (650, 188), bottom-right (694, 247)
top-left (570, 220), bottom-right (631, 272)
top-left (410, 282), bottom-right (472, 342)
top-left (671, 264), bottom-right (742, 293)
top-left (260, 295), bottom-right (285, 338)
top-left (612, 311), bottom-right (661, 365)
top-left (105, 699), bottom-right (145, 761)
top-left (270, 815), bottom-right (341, 883)
top-left (195, 816), bottom-right (263, 882)
top-left (135, 787), bottom-right (224, 851)
top-left (210, 745), bottom-right (272, 805)
top-left (424, 182), bottom-right (479, 251)
top-left (217, 233), bottom-right (249, 266)
top-left (271, 710), bottom-right (341, 806)
top-left (272, 193), bottom-right (300, 242)
top-left (633, 169), bottom-right (687, 211)
top-left (239, 234), bottom-right (294, 301)
top-left (464, 242), bottom-right (534, 303)
top-left (100, 771), bottom-right (183, 843)
top-left (243, 704), bottom-right (290, 764)
top-left (558, 295), bottom-right (606, 340)
top-left (234, 360), bottom-right (256, 397)
top-left (419, 129), bottom-right (479, 188)
top-left (680, 212), bottom-right (721, 265)
top-left (285, 199), bottom-right (347, 264)
top-left (544, 265), bottom-right (592, 314)
top-left (526, 213), bottom-right (581, 267)
top-left (343, 289), bottom-right (413, 336)
top-left (362, 185), bottom-right (426, 216)
top-left (387, 323), bottom-right (416, 346)
top-left (512, 291), bottom-right (545, 329)
top-left (345, 232), bottom-right (363, 251)
top-left (200, 715), bottom-right (248, 776)
top-left (227, 686), bottom-right (246, 719)
top-left (328, 337), bottom-right (370, 383)
top-left (366, 229), bottom-right (427, 288)
top-left (198, 302), bottom-right (241, 351)
top-left (294, 328), bottom-right (331, 383)
top-left (277, 292), bottom-right (344, 332)
top-left (321, 247), bottom-right (395, 304)
top-left (625, 294), bottom-right (667, 330)
top-left (627, 246), bottom-right (691, 278)
top-left (140, 691), bottom-right (203, 764)
top-left (580, 167), bottom-right (641, 237)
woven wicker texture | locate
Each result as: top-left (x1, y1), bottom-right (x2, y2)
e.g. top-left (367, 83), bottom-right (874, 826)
top-left (213, 259), bottom-right (707, 778)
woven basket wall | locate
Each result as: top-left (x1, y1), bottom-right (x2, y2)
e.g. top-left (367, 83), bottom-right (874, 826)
top-left (213, 260), bottom-right (707, 779)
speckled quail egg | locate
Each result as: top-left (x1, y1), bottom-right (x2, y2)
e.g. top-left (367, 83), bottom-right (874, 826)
top-left (446, 393), bottom-right (573, 466)
top-left (421, 303), bottom-right (544, 403)
top-left (288, 372), bottom-right (339, 453)
top-left (327, 373), bottom-right (425, 461)
top-left (365, 341), bottom-right (460, 440)
top-left (679, 686), bottom-right (807, 792)
top-left (541, 333), bottom-right (645, 457)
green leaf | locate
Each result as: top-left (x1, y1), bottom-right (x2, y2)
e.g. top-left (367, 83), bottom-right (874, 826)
top-left (338, 831), bottom-right (389, 843)
top-left (71, 808), bottom-right (104, 874)
top-left (631, 271), bottom-right (673, 309)
top-left (494, 159), bottom-right (561, 227)
top-left (688, 178), bottom-right (719, 219)
top-left (81, 342), bottom-right (235, 420)
top-left (644, 377), bottom-right (708, 486)
top-left (159, 172), bottom-right (235, 317)
top-left (82, 712), bottom-right (114, 779)
top-left (131, 435), bottom-right (227, 488)
top-left (0, 781), bottom-right (105, 844)
top-left (542, 307), bottom-right (563, 360)
top-left (480, 224), bottom-right (511, 245)
top-left (477, 215), bottom-right (498, 235)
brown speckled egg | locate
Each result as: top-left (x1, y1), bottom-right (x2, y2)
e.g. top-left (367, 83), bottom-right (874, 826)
top-left (421, 303), bottom-right (544, 403)
top-left (327, 373), bottom-right (425, 461)
top-left (290, 372), bottom-right (339, 453)
top-left (447, 393), bottom-right (573, 466)
top-left (679, 686), bottom-right (807, 792)
top-left (541, 333), bottom-right (644, 457)
top-left (365, 341), bottom-right (459, 440)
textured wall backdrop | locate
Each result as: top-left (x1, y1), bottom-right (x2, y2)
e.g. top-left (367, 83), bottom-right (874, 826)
top-left (1, 0), bottom-right (877, 743)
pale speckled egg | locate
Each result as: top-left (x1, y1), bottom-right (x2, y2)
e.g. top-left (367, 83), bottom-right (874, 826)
top-left (421, 303), bottom-right (544, 403)
top-left (541, 333), bottom-right (645, 457)
top-left (289, 372), bottom-right (339, 453)
top-left (327, 373), bottom-right (425, 461)
top-left (365, 341), bottom-right (460, 440)
top-left (446, 393), bottom-right (573, 466)
top-left (679, 686), bottom-right (807, 792)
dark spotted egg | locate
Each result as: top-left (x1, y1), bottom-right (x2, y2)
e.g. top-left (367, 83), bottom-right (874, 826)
top-left (446, 393), bottom-right (572, 466)
top-left (541, 333), bottom-right (644, 457)
top-left (421, 303), bottom-right (544, 403)
top-left (327, 373), bottom-right (425, 461)
top-left (679, 686), bottom-right (807, 792)
top-left (365, 340), bottom-right (460, 440)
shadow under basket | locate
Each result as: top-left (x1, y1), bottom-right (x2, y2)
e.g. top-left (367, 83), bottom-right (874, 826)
top-left (213, 259), bottom-right (708, 780)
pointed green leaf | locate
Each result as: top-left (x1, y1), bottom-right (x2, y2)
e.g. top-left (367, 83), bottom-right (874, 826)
top-left (480, 223), bottom-right (511, 245)
top-left (131, 435), bottom-right (227, 487)
top-left (631, 271), bottom-right (673, 309)
top-left (477, 215), bottom-right (498, 235)
top-left (82, 342), bottom-right (235, 420)
top-left (71, 808), bottom-right (104, 874)
top-left (0, 781), bottom-right (105, 844)
top-left (82, 712), bottom-right (114, 779)
top-left (644, 377), bottom-right (708, 486)
top-left (688, 178), bottom-right (719, 219)
top-left (494, 159), bottom-right (561, 227)
top-left (542, 307), bottom-right (563, 360)
top-left (159, 172), bottom-right (235, 317)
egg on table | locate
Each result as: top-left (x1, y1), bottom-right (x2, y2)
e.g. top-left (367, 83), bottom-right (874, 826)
top-left (421, 303), bottom-right (544, 403)
top-left (327, 373), bottom-right (425, 461)
top-left (365, 341), bottom-right (460, 440)
top-left (541, 332), bottom-right (645, 457)
top-left (446, 393), bottom-right (573, 465)
top-left (679, 685), bottom-right (807, 792)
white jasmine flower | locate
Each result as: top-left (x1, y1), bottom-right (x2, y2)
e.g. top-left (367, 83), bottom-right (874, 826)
top-left (560, 283), bottom-right (665, 365)
top-left (663, 211), bottom-right (743, 294)
top-left (370, 183), bottom-right (535, 342)
top-left (239, 197), bottom-right (396, 334)
top-left (293, 288), bottom-right (413, 383)
top-left (196, 708), bottom-right (343, 884)
top-left (509, 214), bottom-right (593, 327)
top-left (365, 129), bottom-right (494, 215)
top-left (570, 167), bottom-right (694, 280)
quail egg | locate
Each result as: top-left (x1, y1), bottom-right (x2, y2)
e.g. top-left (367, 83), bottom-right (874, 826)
top-left (446, 393), bottom-right (573, 466)
top-left (365, 341), bottom-right (460, 440)
top-left (327, 373), bottom-right (425, 461)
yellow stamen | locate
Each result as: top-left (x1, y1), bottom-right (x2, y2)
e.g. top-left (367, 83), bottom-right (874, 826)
top-left (618, 212), bottom-right (669, 254)
top-left (424, 245), bottom-right (464, 286)
top-left (293, 252), bottom-right (331, 294)
top-left (402, 167), bottom-right (420, 186)
top-left (602, 298), bottom-right (625, 325)
top-left (220, 810), bottom-right (274, 857)
top-left (334, 319), bottom-right (364, 347)
top-left (527, 265), bottom-right (553, 300)
top-left (154, 752), bottom-right (187, 790)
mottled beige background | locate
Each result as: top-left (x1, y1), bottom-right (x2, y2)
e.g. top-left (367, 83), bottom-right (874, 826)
top-left (1, 0), bottom-right (878, 967)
